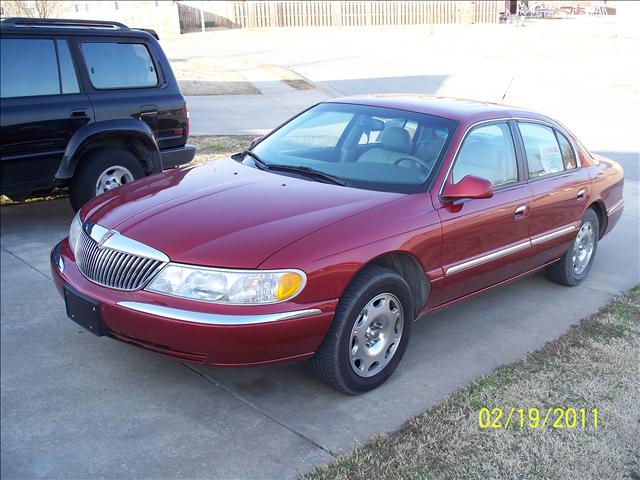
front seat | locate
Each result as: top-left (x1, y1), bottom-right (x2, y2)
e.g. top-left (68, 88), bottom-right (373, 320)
top-left (357, 127), bottom-right (419, 165)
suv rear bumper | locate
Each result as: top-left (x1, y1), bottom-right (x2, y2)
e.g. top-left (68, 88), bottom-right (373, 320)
top-left (160, 144), bottom-right (195, 169)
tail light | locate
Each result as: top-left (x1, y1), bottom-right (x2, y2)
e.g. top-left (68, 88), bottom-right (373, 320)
top-left (175, 103), bottom-right (189, 137)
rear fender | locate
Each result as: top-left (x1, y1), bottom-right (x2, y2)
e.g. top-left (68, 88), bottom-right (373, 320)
top-left (55, 119), bottom-right (161, 180)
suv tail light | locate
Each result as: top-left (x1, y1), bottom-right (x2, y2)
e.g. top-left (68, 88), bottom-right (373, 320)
top-left (184, 103), bottom-right (190, 138)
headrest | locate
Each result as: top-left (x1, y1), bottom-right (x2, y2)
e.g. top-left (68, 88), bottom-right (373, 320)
top-left (380, 127), bottom-right (411, 154)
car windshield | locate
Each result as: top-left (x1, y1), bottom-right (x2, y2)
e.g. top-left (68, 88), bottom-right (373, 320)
top-left (249, 103), bottom-right (458, 193)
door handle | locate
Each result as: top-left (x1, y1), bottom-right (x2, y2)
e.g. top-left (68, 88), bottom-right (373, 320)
top-left (514, 205), bottom-right (528, 220)
top-left (140, 104), bottom-right (158, 116)
top-left (577, 188), bottom-right (587, 200)
top-left (70, 109), bottom-right (88, 118)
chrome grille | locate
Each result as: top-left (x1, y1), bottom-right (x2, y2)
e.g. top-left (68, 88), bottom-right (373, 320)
top-left (76, 229), bottom-right (166, 291)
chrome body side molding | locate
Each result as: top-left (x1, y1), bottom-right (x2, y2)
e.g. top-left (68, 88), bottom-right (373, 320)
top-left (116, 301), bottom-right (323, 325)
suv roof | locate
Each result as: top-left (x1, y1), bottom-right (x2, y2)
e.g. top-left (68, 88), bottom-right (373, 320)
top-left (0, 17), bottom-right (159, 39)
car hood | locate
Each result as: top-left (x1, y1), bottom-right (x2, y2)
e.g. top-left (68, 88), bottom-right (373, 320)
top-left (83, 157), bottom-right (402, 268)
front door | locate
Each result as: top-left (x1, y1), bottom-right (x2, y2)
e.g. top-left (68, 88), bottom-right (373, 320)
top-left (432, 121), bottom-right (533, 305)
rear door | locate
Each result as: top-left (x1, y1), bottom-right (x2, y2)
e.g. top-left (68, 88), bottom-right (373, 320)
top-left (75, 36), bottom-right (183, 150)
top-left (516, 121), bottom-right (592, 269)
top-left (432, 121), bottom-right (533, 304)
top-left (0, 37), bottom-right (93, 193)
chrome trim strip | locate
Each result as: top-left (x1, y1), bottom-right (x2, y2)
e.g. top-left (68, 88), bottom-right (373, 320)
top-left (116, 302), bottom-right (323, 325)
top-left (606, 199), bottom-right (624, 215)
top-left (445, 240), bottom-right (531, 276)
top-left (531, 223), bottom-right (578, 246)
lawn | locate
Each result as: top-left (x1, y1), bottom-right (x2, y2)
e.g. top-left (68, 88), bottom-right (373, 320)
top-left (303, 286), bottom-right (640, 480)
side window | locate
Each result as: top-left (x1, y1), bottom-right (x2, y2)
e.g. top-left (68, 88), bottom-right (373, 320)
top-left (271, 111), bottom-right (353, 153)
top-left (518, 122), bottom-right (564, 178)
top-left (0, 39), bottom-right (59, 98)
top-left (56, 40), bottom-right (80, 94)
top-left (555, 131), bottom-right (577, 170)
top-left (81, 42), bottom-right (158, 89)
top-left (452, 123), bottom-right (518, 187)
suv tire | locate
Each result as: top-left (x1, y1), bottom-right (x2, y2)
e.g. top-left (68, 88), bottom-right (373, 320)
top-left (69, 148), bottom-right (145, 211)
top-left (310, 265), bottom-right (414, 394)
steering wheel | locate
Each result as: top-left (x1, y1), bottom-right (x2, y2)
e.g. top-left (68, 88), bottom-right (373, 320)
top-left (393, 156), bottom-right (432, 175)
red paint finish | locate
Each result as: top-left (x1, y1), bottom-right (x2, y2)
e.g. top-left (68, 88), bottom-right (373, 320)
top-left (54, 96), bottom-right (625, 367)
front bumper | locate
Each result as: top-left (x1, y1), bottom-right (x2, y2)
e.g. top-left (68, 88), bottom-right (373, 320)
top-left (51, 240), bottom-right (336, 366)
top-left (160, 144), bottom-right (196, 169)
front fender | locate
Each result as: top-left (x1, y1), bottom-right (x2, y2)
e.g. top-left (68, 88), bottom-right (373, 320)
top-left (55, 119), bottom-right (161, 179)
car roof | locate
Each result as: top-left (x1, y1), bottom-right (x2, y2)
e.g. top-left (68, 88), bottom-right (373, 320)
top-left (0, 17), bottom-right (158, 40)
top-left (325, 94), bottom-right (554, 125)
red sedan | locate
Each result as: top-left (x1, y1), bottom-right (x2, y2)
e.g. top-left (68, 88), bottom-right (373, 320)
top-left (51, 96), bottom-right (625, 393)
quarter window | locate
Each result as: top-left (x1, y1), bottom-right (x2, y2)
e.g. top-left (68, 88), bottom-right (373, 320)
top-left (0, 39), bottom-right (59, 98)
top-left (518, 123), bottom-right (565, 177)
top-left (555, 131), bottom-right (577, 170)
top-left (452, 123), bottom-right (518, 187)
top-left (81, 42), bottom-right (158, 89)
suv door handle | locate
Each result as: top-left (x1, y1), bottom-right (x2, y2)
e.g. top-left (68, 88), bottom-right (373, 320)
top-left (70, 109), bottom-right (88, 118)
top-left (514, 205), bottom-right (528, 220)
top-left (140, 104), bottom-right (158, 116)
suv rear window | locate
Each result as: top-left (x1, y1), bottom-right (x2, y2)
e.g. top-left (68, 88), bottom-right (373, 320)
top-left (81, 42), bottom-right (158, 89)
top-left (1, 39), bottom-right (59, 98)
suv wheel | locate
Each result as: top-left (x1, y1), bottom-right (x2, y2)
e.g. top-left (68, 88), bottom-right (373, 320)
top-left (310, 265), bottom-right (414, 394)
top-left (69, 148), bottom-right (145, 211)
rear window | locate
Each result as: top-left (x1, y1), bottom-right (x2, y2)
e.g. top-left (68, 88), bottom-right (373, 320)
top-left (81, 42), bottom-right (158, 89)
top-left (1, 38), bottom-right (59, 98)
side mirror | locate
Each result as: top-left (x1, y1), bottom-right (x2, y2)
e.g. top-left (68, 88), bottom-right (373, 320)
top-left (249, 136), bottom-right (264, 149)
top-left (441, 175), bottom-right (494, 201)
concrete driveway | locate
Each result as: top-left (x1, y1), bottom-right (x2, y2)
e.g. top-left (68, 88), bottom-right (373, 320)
top-left (2, 17), bottom-right (640, 480)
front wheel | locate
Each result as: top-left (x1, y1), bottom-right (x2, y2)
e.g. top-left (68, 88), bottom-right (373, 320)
top-left (546, 208), bottom-right (599, 286)
top-left (310, 265), bottom-right (414, 394)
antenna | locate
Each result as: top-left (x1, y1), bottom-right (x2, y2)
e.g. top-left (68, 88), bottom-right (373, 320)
top-left (501, 77), bottom-right (514, 104)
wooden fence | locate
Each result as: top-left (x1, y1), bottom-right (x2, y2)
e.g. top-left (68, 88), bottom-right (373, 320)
top-left (179, 1), bottom-right (502, 31)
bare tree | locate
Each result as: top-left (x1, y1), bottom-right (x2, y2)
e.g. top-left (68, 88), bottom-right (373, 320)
top-left (2, 0), bottom-right (70, 18)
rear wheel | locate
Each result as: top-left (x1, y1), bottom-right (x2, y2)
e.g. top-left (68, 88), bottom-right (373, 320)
top-left (69, 148), bottom-right (145, 211)
top-left (310, 265), bottom-right (413, 394)
top-left (546, 208), bottom-right (599, 286)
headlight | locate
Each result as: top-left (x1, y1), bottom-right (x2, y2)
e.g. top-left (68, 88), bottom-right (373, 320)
top-left (68, 211), bottom-right (83, 255)
top-left (146, 264), bottom-right (306, 305)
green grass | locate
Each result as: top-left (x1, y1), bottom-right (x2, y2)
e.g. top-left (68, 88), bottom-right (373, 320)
top-left (303, 286), bottom-right (640, 480)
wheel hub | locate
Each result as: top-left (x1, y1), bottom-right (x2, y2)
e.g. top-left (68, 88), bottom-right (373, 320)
top-left (572, 221), bottom-right (595, 275)
top-left (96, 166), bottom-right (135, 196)
top-left (349, 293), bottom-right (404, 378)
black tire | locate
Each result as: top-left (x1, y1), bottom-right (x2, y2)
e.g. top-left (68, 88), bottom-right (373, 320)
top-left (310, 265), bottom-right (414, 394)
top-left (69, 148), bottom-right (145, 211)
top-left (546, 208), bottom-right (599, 286)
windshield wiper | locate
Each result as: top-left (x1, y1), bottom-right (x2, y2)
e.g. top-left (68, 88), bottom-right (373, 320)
top-left (241, 150), bottom-right (269, 170)
top-left (266, 164), bottom-right (348, 186)
top-left (240, 150), bottom-right (347, 186)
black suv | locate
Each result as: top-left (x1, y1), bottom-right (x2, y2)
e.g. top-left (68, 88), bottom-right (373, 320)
top-left (0, 18), bottom-right (195, 210)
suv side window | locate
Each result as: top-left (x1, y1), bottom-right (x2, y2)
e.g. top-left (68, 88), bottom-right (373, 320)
top-left (518, 122), bottom-right (565, 178)
top-left (0, 38), bottom-right (59, 98)
top-left (81, 42), bottom-right (158, 89)
top-left (452, 122), bottom-right (518, 187)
